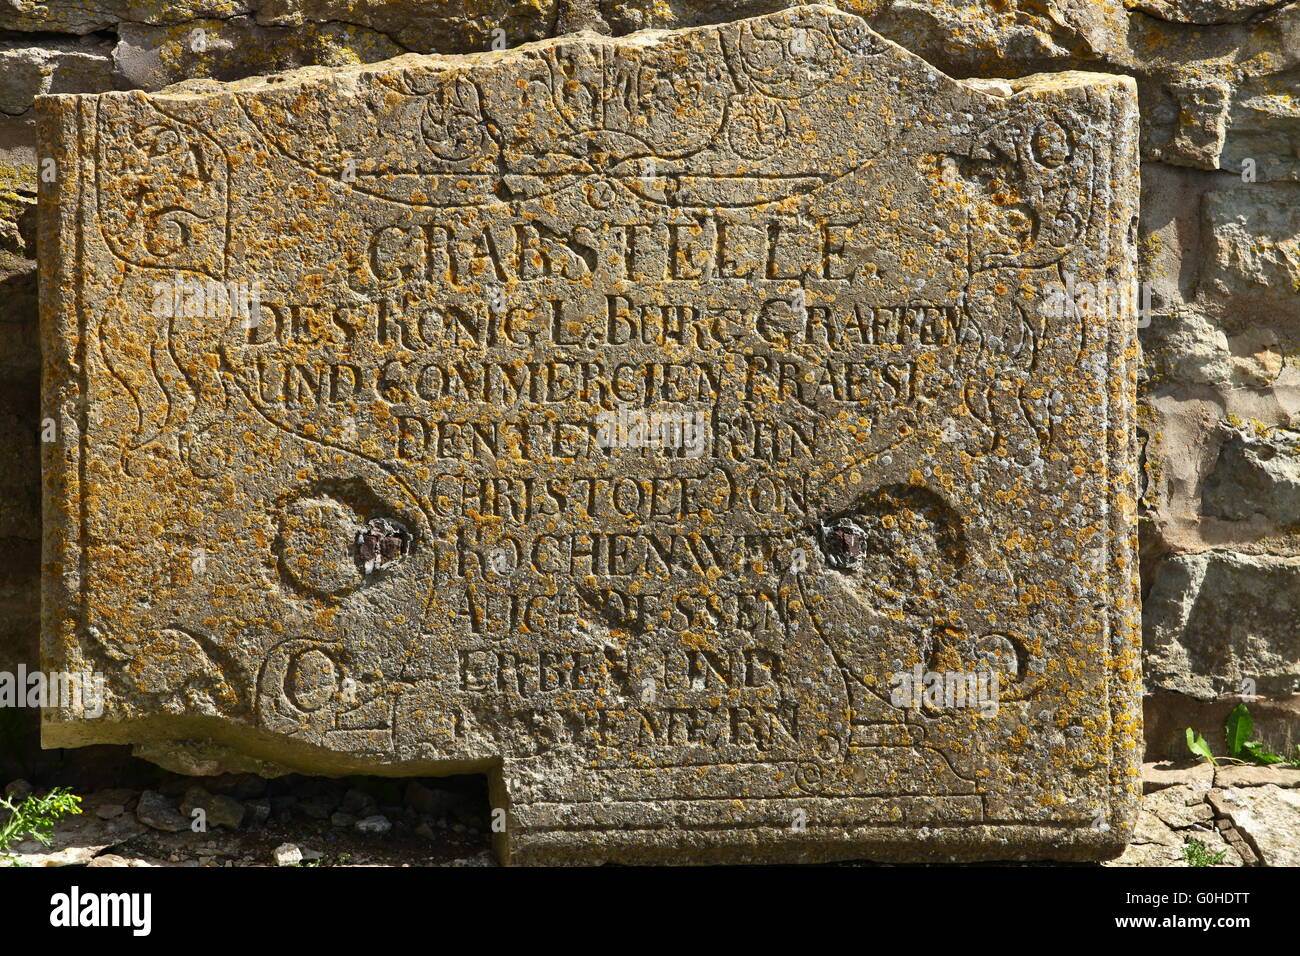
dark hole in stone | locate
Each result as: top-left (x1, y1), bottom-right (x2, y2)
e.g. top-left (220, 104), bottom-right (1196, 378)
top-left (356, 517), bottom-right (411, 575)
top-left (813, 485), bottom-right (969, 609)
top-left (822, 520), bottom-right (868, 571)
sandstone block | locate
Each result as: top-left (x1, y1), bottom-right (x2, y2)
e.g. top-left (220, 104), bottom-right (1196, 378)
top-left (37, 5), bottom-right (1142, 864)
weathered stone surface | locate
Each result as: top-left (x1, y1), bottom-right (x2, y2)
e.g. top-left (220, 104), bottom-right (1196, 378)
top-left (1222, 65), bottom-right (1300, 184)
top-left (1141, 759), bottom-right (1214, 794)
top-left (0, 0), bottom-right (1128, 68)
top-left (0, 0), bottom-right (1294, 785)
top-left (1201, 424), bottom-right (1300, 527)
top-left (134, 789), bottom-right (189, 832)
top-left (1144, 783), bottom-right (1214, 828)
top-left (272, 841), bottom-right (302, 865)
top-left (1144, 76), bottom-right (1232, 169)
top-left (37, 5), bottom-right (1141, 863)
top-left (1126, 0), bottom-right (1283, 26)
top-left (113, 18), bottom-right (405, 93)
top-left (0, 40), bottom-right (117, 117)
top-left (1207, 785), bottom-right (1300, 866)
top-left (1215, 765), bottom-right (1300, 789)
top-left (1103, 803), bottom-right (1239, 867)
top-left (0, 0), bottom-right (249, 35)
top-left (1144, 551), bottom-right (1300, 699)
top-left (180, 785), bottom-right (246, 828)
top-left (1200, 185), bottom-right (1300, 320)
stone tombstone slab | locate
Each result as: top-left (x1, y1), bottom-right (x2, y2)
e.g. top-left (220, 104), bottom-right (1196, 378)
top-left (38, 4), bottom-right (1142, 864)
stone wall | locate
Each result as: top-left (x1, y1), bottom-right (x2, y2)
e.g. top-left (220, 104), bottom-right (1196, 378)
top-left (2, 0), bottom-right (1297, 774)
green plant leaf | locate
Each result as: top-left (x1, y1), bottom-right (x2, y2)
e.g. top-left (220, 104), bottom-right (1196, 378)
top-left (1186, 727), bottom-right (1217, 765)
top-left (0, 787), bottom-right (81, 855)
top-left (1224, 703), bottom-right (1253, 758)
top-left (1184, 839), bottom-right (1227, 867)
top-left (1242, 741), bottom-right (1284, 766)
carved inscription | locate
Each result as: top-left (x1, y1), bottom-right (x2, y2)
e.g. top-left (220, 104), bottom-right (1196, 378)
top-left (39, 5), bottom-right (1143, 863)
